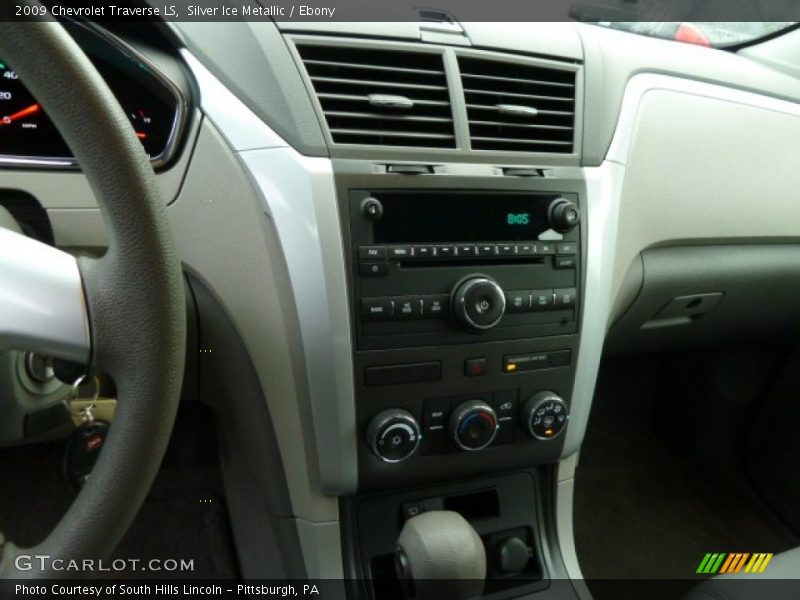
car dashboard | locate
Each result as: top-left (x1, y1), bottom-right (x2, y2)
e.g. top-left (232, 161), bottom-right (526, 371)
top-left (4, 15), bottom-right (800, 598)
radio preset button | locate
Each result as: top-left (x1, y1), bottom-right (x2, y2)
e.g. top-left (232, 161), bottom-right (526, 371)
top-left (554, 288), bottom-right (577, 309)
top-left (359, 245), bottom-right (388, 260)
top-left (413, 245), bottom-right (435, 259)
top-left (505, 290), bottom-right (532, 313)
top-left (535, 242), bottom-right (555, 255)
top-left (531, 289), bottom-right (555, 310)
top-left (457, 244), bottom-right (478, 257)
top-left (389, 245), bottom-right (412, 259)
top-left (477, 244), bottom-right (498, 257)
top-left (422, 294), bottom-right (449, 318)
top-left (498, 244), bottom-right (517, 256)
top-left (556, 242), bottom-right (577, 255)
top-left (360, 262), bottom-right (388, 277)
top-left (395, 296), bottom-right (423, 319)
top-left (435, 245), bottom-right (456, 259)
top-left (517, 243), bottom-right (535, 256)
top-left (361, 298), bottom-right (394, 321)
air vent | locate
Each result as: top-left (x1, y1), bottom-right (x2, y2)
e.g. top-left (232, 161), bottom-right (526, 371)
top-left (459, 56), bottom-right (576, 153)
top-left (296, 44), bottom-right (455, 148)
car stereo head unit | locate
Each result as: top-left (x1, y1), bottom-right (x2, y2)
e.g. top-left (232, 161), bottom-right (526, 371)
top-left (348, 190), bottom-right (581, 350)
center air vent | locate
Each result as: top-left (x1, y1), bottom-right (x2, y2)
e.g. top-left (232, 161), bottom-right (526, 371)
top-left (459, 56), bottom-right (576, 153)
top-left (296, 44), bottom-right (455, 148)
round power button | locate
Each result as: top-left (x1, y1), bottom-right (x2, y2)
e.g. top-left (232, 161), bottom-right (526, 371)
top-left (452, 276), bottom-right (506, 332)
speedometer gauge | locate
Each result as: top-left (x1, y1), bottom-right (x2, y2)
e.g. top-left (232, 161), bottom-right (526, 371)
top-left (0, 61), bottom-right (73, 159)
top-left (0, 23), bottom-right (185, 169)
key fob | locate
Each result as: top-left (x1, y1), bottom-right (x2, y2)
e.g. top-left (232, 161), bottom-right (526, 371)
top-left (64, 420), bottom-right (110, 488)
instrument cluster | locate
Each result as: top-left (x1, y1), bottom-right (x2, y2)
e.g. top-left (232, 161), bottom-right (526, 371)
top-left (0, 22), bottom-right (186, 169)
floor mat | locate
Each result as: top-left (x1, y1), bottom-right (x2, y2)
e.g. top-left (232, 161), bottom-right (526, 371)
top-left (574, 355), bottom-right (798, 598)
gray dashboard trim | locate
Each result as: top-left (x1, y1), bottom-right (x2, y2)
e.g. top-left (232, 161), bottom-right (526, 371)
top-left (564, 72), bottom-right (800, 457)
top-left (181, 51), bottom-right (357, 495)
top-left (576, 23), bottom-right (800, 166)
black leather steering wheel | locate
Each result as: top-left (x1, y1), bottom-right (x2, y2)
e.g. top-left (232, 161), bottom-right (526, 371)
top-left (0, 15), bottom-right (185, 577)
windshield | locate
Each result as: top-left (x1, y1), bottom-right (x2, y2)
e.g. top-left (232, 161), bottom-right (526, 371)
top-left (595, 22), bottom-right (796, 47)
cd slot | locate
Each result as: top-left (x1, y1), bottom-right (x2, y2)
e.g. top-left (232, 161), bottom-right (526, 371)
top-left (400, 257), bottom-right (545, 268)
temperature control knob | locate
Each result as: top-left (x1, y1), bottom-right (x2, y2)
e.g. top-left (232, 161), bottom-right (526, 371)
top-left (451, 276), bottom-right (506, 332)
top-left (367, 409), bottom-right (421, 463)
top-left (522, 392), bottom-right (569, 440)
top-left (548, 198), bottom-right (580, 233)
top-left (450, 400), bottom-right (499, 451)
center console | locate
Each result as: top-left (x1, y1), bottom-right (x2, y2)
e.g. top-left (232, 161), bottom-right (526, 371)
top-left (335, 164), bottom-right (585, 597)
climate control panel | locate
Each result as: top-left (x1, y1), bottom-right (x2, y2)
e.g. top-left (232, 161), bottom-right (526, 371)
top-left (365, 390), bottom-right (569, 464)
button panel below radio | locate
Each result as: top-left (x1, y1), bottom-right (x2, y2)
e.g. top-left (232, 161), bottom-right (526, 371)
top-left (360, 288), bottom-right (576, 323)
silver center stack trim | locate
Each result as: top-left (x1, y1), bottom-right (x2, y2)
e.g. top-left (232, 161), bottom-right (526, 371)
top-left (181, 51), bottom-right (357, 496)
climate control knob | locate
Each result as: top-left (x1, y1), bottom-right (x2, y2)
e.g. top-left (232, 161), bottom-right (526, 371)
top-left (451, 276), bottom-right (506, 332)
top-left (522, 392), bottom-right (569, 440)
top-left (548, 198), bottom-right (580, 233)
top-left (367, 409), bottom-right (421, 463)
top-left (450, 400), bottom-right (499, 451)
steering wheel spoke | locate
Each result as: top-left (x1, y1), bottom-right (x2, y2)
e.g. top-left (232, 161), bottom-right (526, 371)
top-left (0, 228), bottom-right (90, 364)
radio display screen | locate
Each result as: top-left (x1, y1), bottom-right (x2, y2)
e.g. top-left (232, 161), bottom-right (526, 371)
top-left (371, 191), bottom-right (558, 243)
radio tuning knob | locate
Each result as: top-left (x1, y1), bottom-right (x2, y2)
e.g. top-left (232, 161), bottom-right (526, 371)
top-left (548, 198), bottom-right (580, 233)
top-left (451, 276), bottom-right (506, 332)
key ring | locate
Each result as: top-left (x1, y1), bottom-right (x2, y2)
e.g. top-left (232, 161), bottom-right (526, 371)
top-left (62, 374), bottom-right (101, 423)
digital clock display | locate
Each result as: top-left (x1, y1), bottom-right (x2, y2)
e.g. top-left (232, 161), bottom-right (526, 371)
top-left (506, 213), bottom-right (530, 226)
top-left (372, 191), bottom-right (559, 243)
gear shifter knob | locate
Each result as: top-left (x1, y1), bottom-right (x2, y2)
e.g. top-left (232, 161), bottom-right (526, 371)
top-left (395, 511), bottom-right (486, 600)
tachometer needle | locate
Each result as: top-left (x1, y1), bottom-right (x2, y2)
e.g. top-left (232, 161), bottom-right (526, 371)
top-left (0, 103), bottom-right (40, 126)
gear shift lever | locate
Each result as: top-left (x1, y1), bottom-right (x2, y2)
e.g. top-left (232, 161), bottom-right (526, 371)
top-left (395, 511), bottom-right (486, 600)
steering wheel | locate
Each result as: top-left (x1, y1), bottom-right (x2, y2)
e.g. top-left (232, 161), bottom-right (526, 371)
top-left (0, 15), bottom-right (185, 577)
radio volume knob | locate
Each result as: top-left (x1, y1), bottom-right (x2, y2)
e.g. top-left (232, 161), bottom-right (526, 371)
top-left (451, 276), bottom-right (506, 332)
top-left (361, 197), bottom-right (384, 222)
top-left (548, 198), bottom-right (580, 233)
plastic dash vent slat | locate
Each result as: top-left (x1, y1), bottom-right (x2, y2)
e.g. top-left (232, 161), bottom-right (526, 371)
top-left (296, 44), bottom-right (455, 148)
top-left (459, 56), bottom-right (576, 153)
